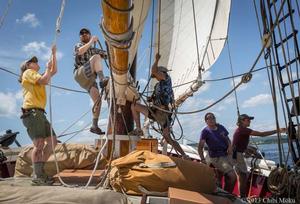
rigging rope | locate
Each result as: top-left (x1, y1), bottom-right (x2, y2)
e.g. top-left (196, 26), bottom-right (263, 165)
top-left (191, 0), bottom-right (201, 71)
top-left (141, 0), bottom-right (159, 95)
top-left (46, 0), bottom-right (75, 188)
top-left (253, 0), bottom-right (286, 166)
top-left (226, 39), bottom-right (240, 116)
top-left (0, 0), bottom-right (13, 30)
top-left (138, 0), bottom-right (287, 115)
top-left (270, 0), bottom-right (300, 165)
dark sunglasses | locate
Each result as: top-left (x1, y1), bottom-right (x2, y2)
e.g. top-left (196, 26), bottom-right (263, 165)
top-left (80, 31), bottom-right (90, 35)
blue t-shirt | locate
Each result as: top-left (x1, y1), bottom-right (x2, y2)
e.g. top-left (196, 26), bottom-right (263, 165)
top-left (200, 124), bottom-right (229, 158)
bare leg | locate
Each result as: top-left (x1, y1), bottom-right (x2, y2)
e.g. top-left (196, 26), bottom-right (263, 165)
top-left (31, 138), bottom-right (46, 179)
top-left (43, 136), bottom-right (57, 162)
top-left (32, 138), bottom-right (45, 163)
top-left (90, 86), bottom-right (101, 120)
top-left (162, 127), bottom-right (186, 156)
top-left (224, 170), bottom-right (237, 193)
top-left (131, 103), bottom-right (149, 129)
top-left (238, 172), bottom-right (248, 197)
top-left (89, 55), bottom-right (103, 73)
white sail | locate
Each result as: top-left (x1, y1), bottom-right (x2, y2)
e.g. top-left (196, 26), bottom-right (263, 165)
top-left (155, 0), bottom-right (231, 105)
top-left (129, 0), bottom-right (151, 66)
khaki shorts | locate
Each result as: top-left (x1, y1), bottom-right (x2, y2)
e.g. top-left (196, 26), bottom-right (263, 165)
top-left (22, 109), bottom-right (56, 141)
top-left (74, 61), bottom-right (97, 91)
top-left (233, 152), bottom-right (248, 173)
top-left (148, 107), bottom-right (172, 129)
top-left (209, 155), bottom-right (234, 175)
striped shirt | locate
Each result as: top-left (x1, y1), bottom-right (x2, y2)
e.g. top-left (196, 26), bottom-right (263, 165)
top-left (73, 42), bottom-right (105, 71)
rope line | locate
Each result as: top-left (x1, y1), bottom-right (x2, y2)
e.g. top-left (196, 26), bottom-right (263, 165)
top-left (0, 0), bottom-right (13, 29)
top-left (226, 39), bottom-right (240, 116)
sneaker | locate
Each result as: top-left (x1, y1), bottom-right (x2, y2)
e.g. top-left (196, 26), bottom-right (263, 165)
top-left (128, 128), bottom-right (144, 136)
top-left (90, 126), bottom-right (105, 135)
top-left (99, 77), bottom-right (109, 89)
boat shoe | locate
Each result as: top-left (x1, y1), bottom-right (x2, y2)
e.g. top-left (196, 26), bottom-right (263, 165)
top-left (90, 126), bottom-right (105, 135)
top-left (99, 77), bottom-right (109, 89)
top-left (31, 176), bottom-right (54, 186)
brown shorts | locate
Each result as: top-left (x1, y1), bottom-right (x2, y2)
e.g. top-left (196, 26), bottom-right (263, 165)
top-left (74, 61), bottom-right (97, 91)
top-left (148, 107), bottom-right (172, 129)
top-left (22, 109), bottom-right (56, 141)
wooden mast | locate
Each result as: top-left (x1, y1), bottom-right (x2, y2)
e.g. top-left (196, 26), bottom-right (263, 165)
top-left (101, 0), bottom-right (135, 157)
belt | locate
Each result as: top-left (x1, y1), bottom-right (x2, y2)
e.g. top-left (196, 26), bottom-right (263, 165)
top-left (21, 108), bottom-right (45, 114)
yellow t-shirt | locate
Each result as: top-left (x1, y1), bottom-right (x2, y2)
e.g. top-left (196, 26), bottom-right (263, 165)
top-left (22, 69), bottom-right (46, 109)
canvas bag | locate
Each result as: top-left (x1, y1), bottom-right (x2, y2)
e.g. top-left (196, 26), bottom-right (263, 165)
top-left (109, 150), bottom-right (216, 195)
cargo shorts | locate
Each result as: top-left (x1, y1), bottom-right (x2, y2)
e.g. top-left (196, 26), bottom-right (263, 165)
top-left (209, 155), bottom-right (234, 175)
top-left (148, 107), bottom-right (172, 129)
top-left (22, 109), bottom-right (56, 141)
top-left (74, 61), bottom-right (97, 91)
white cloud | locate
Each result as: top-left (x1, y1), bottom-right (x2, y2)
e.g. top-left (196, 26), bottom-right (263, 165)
top-left (0, 90), bottom-right (22, 118)
top-left (22, 41), bottom-right (63, 61)
top-left (16, 13), bottom-right (40, 28)
top-left (242, 93), bottom-right (272, 108)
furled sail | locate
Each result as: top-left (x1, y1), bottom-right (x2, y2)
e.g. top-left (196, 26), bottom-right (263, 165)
top-left (155, 0), bottom-right (231, 106)
top-left (101, 0), bottom-right (151, 105)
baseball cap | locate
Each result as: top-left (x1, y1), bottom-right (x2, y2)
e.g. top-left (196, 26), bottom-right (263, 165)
top-left (157, 66), bottom-right (169, 73)
top-left (79, 28), bottom-right (91, 35)
top-left (20, 56), bottom-right (38, 71)
top-left (238, 114), bottom-right (254, 121)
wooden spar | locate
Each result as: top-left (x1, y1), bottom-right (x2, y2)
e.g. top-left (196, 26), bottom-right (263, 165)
top-left (102, 0), bottom-right (130, 75)
top-left (101, 0), bottom-right (134, 136)
top-left (101, 0), bottom-right (134, 107)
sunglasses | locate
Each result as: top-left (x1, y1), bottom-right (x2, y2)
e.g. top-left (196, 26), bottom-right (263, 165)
top-left (80, 31), bottom-right (90, 35)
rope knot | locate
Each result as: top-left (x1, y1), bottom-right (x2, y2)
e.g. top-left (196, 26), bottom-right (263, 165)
top-left (241, 73), bottom-right (252, 83)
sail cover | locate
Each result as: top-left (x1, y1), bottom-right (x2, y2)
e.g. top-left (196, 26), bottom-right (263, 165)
top-left (155, 0), bottom-right (231, 103)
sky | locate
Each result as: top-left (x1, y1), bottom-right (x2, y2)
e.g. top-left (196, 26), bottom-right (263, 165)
top-left (0, 0), bottom-right (294, 152)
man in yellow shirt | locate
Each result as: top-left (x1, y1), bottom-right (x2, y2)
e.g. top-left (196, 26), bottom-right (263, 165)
top-left (19, 45), bottom-right (57, 185)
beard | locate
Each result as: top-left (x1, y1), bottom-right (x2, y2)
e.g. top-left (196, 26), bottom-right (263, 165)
top-left (81, 36), bottom-right (90, 43)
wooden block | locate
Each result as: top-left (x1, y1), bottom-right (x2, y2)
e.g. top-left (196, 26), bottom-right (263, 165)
top-left (168, 187), bottom-right (232, 204)
top-left (136, 138), bottom-right (158, 153)
top-left (53, 169), bottom-right (104, 185)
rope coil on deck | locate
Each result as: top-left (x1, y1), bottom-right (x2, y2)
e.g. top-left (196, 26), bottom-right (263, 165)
top-left (267, 167), bottom-right (289, 195)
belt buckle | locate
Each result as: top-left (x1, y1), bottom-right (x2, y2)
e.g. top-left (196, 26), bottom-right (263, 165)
top-left (31, 109), bottom-right (37, 116)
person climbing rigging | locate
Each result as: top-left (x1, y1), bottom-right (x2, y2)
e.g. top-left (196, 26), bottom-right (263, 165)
top-left (19, 45), bottom-right (58, 185)
top-left (73, 28), bottom-right (109, 135)
top-left (130, 53), bottom-right (188, 158)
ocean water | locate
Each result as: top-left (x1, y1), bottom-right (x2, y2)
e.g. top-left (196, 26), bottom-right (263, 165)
top-left (257, 143), bottom-right (294, 166)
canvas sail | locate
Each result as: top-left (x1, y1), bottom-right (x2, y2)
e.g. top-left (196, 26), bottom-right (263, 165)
top-left (154, 0), bottom-right (231, 106)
